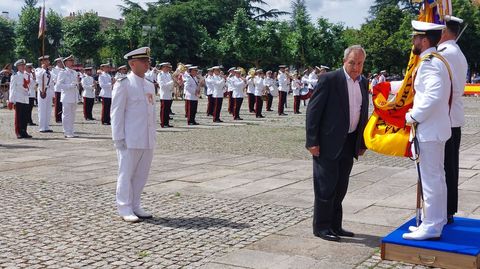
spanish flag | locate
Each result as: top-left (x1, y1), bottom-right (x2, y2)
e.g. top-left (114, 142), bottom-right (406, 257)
top-left (38, 1), bottom-right (46, 39)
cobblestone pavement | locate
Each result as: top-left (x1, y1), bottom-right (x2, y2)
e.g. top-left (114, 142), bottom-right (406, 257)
top-left (0, 96), bottom-right (479, 268)
top-left (0, 176), bottom-right (310, 268)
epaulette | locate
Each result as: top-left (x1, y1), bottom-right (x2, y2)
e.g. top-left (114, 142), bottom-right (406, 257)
top-left (145, 78), bottom-right (154, 84)
top-left (437, 47), bottom-right (447, 53)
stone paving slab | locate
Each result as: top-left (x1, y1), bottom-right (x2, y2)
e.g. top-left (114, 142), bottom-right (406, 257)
top-left (0, 176), bottom-right (310, 268)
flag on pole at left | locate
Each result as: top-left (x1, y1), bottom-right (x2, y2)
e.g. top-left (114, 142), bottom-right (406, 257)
top-left (38, 2), bottom-right (46, 39)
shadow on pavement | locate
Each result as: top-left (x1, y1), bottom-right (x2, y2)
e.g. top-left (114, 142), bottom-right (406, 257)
top-left (340, 233), bottom-right (382, 248)
top-left (0, 143), bottom-right (45, 149)
top-left (144, 216), bottom-right (251, 230)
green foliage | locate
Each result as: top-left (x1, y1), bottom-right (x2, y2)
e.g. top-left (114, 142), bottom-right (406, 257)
top-left (62, 12), bottom-right (103, 63)
top-left (453, 0), bottom-right (480, 73)
top-left (15, 6), bottom-right (41, 61)
top-left (0, 17), bottom-right (15, 65)
top-left (45, 10), bottom-right (63, 58)
top-left (102, 25), bottom-right (130, 66)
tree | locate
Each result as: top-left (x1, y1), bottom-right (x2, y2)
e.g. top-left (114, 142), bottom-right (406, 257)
top-left (369, 0), bottom-right (419, 16)
top-left (0, 17), bottom-right (15, 65)
top-left (101, 25), bottom-right (130, 66)
top-left (15, 5), bottom-right (41, 61)
top-left (244, 0), bottom-right (290, 21)
top-left (453, 0), bottom-right (480, 74)
top-left (62, 12), bottom-right (103, 63)
top-left (287, 0), bottom-right (314, 67)
top-left (44, 10), bottom-right (63, 58)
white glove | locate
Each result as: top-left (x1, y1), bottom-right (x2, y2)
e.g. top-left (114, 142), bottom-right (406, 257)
top-left (405, 112), bottom-right (417, 125)
top-left (113, 139), bottom-right (127, 150)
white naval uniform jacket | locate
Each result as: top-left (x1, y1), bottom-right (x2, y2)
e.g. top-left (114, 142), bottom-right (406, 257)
top-left (277, 71), bottom-right (289, 92)
top-left (407, 47), bottom-right (452, 142)
top-left (111, 73), bottom-right (156, 150)
top-left (226, 76), bottom-right (235, 92)
top-left (291, 79), bottom-right (302, 96)
top-left (211, 75), bottom-right (226, 98)
top-left (99, 72), bottom-right (113, 98)
top-left (158, 71), bottom-right (174, 100)
top-left (36, 68), bottom-right (53, 95)
top-left (81, 75), bottom-right (96, 98)
top-left (254, 76), bottom-right (265, 97)
top-left (184, 74), bottom-right (198, 101)
top-left (437, 40), bottom-right (468, 128)
top-left (52, 66), bottom-right (63, 93)
top-left (231, 77), bottom-right (246, 98)
top-left (57, 68), bottom-right (78, 104)
top-left (205, 75), bottom-right (214, 95)
top-left (8, 71), bottom-right (29, 104)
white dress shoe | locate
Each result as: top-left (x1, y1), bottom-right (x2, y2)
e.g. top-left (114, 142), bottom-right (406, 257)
top-left (402, 229), bottom-right (441, 241)
top-left (408, 226), bottom-right (419, 232)
top-left (121, 215), bottom-right (140, 223)
top-left (134, 208), bottom-right (153, 219)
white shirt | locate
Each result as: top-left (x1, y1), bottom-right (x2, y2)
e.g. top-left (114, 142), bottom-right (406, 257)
top-left (99, 72), bottom-right (113, 98)
top-left (111, 72), bottom-right (156, 149)
top-left (8, 71), bottom-right (29, 104)
top-left (246, 75), bottom-right (255, 94)
top-left (81, 75), bottom-right (96, 98)
top-left (231, 76), bottom-right (246, 98)
top-left (254, 76), bottom-right (265, 97)
top-left (307, 72), bottom-right (318, 89)
top-left (26, 71), bottom-right (36, 98)
top-left (184, 74), bottom-right (199, 101)
top-left (437, 40), bottom-right (468, 128)
top-left (277, 71), bottom-right (289, 92)
top-left (406, 47), bottom-right (452, 142)
top-left (205, 75), bottom-right (214, 95)
top-left (343, 67), bottom-right (362, 133)
top-left (57, 67), bottom-right (78, 104)
top-left (291, 79), bottom-right (302, 96)
top-left (211, 75), bottom-right (226, 98)
top-left (157, 71), bottom-right (174, 100)
top-left (378, 74), bottom-right (386, 83)
top-left (226, 75), bottom-right (235, 92)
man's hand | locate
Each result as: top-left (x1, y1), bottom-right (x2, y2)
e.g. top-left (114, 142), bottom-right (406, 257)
top-left (113, 139), bottom-right (127, 151)
top-left (308, 146), bottom-right (320, 157)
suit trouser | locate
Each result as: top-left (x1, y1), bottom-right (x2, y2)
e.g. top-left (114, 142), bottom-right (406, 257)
top-left (83, 97), bottom-right (94, 120)
top-left (444, 127), bottom-right (461, 216)
top-left (54, 92), bottom-right (62, 122)
top-left (278, 91), bottom-right (287, 114)
top-left (293, 95), bottom-right (301, 113)
top-left (312, 132), bottom-right (356, 232)
top-left (247, 93), bottom-right (255, 112)
top-left (418, 141), bottom-right (448, 234)
top-left (37, 92), bottom-right (53, 131)
top-left (206, 94), bottom-right (213, 115)
top-left (14, 102), bottom-right (30, 137)
top-left (160, 99), bottom-right (172, 127)
top-left (233, 98), bottom-right (243, 119)
top-left (213, 97), bottom-right (223, 121)
top-left (116, 148), bottom-right (154, 216)
top-left (101, 97), bottom-right (111, 124)
top-left (255, 96), bottom-right (263, 117)
top-left (28, 97), bottom-right (35, 124)
top-left (186, 100), bottom-right (198, 124)
top-left (62, 102), bottom-right (76, 136)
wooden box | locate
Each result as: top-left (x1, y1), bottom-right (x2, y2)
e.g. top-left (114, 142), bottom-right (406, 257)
top-left (381, 217), bottom-right (480, 269)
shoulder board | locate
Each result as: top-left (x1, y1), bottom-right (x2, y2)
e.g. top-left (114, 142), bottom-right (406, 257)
top-left (437, 47), bottom-right (447, 53)
top-left (145, 78), bottom-right (154, 84)
top-left (116, 76), bottom-right (127, 82)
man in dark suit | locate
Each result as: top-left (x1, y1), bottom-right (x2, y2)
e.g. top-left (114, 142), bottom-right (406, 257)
top-left (305, 45), bottom-right (369, 242)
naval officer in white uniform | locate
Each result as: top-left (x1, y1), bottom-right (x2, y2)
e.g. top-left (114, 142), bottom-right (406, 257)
top-left (36, 55), bottom-right (54, 132)
top-left (404, 21), bottom-right (452, 240)
top-left (111, 47), bottom-right (156, 223)
top-left (57, 55), bottom-right (79, 138)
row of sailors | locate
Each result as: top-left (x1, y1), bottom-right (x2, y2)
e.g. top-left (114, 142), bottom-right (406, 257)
top-left (156, 63), bottom-right (330, 127)
top-left (7, 54), bottom-right (330, 137)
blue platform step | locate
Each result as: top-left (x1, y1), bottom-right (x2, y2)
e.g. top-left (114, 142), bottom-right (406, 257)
top-left (381, 217), bottom-right (480, 269)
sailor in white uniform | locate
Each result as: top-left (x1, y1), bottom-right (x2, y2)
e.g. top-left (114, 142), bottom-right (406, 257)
top-left (35, 55), bottom-right (54, 132)
top-left (111, 47), bottom-right (156, 223)
top-left (57, 55), bottom-right (78, 138)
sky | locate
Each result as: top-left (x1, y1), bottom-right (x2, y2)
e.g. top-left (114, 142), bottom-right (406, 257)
top-left (1, 0), bottom-right (374, 29)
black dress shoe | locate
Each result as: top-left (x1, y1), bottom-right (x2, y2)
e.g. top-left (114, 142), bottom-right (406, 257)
top-left (28, 123), bottom-right (37, 126)
top-left (447, 215), bottom-right (454, 224)
top-left (214, 119), bottom-right (224, 123)
top-left (169, 117), bottom-right (173, 120)
top-left (314, 229), bottom-right (340, 242)
top-left (170, 112), bottom-right (176, 115)
top-left (45, 129), bottom-right (53, 132)
top-left (332, 228), bottom-right (354, 237)
top-left (279, 113), bottom-right (288, 116)
top-left (266, 109), bottom-right (273, 111)
top-left (256, 115), bottom-right (265, 118)
top-left (234, 117), bottom-right (243, 120)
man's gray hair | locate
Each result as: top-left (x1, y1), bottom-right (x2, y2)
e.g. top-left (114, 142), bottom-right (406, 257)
top-left (343, 45), bottom-right (366, 60)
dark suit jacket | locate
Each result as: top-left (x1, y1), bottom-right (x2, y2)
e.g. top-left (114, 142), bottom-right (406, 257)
top-left (305, 68), bottom-right (369, 160)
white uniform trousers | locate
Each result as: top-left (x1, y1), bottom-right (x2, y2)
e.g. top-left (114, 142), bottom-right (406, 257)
top-left (116, 148), bottom-right (154, 216)
top-left (62, 102), bottom-right (76, 136)
top-left (37, 92), bottom-right (53, 131)
top-left (417, 141), bottom-right (448, 234)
